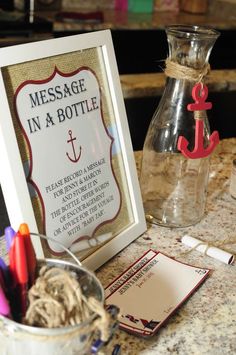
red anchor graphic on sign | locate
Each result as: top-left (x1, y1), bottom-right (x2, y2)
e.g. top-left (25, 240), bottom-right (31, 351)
top-left (177, 83), bottom-right (219, 159)
top-left (66, 130), bottom-right (82, 163)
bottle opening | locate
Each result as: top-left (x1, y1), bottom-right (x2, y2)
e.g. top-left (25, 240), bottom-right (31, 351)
top-left (166, 25), bottom-right (220, 40)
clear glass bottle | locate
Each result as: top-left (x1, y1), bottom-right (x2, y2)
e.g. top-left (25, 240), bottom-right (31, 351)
top-left (140, 25), bottom-right (220, 228)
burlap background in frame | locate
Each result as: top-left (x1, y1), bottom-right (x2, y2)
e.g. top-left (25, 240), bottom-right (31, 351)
top-left (1, 46), bottom-right (134, 261)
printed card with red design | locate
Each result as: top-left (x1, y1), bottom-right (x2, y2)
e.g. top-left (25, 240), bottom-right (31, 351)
top-left (105, 250), bottom-right (210, 337)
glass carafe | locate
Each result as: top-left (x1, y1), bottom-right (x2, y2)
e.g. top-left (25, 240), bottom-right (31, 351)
top-left (140, 25), bottom-right (220, 228)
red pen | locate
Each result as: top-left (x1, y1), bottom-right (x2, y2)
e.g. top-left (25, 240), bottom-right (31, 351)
top-left (19, 223), bottom-right (37, 287)
top-left (13, 232), bottom-right (28, 320)
top-left (9, 238), bottom-right (16, 286)
top-left (8, 238), bottom-right (19, 320)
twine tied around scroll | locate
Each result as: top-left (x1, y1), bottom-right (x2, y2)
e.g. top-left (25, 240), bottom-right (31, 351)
top-left (179, 236), bottom-right (236, 265)
top-left (180, 238), bottom-right (234, 255)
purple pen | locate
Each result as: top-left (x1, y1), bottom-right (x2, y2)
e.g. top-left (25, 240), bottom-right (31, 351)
top-left (4, 226), bottom-right (16, 252)
top-left (0, 283), bottom-right (10, 317)
top-left (0, 258), bottom-right (8, 273)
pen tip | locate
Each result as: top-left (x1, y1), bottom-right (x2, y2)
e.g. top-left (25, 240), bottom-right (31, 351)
top-left (19, 223), bottom-right (30, 236)
top-left (4, 226), bottom-right (16, 252)
top-left (5, 226), bottom-right (15, 234)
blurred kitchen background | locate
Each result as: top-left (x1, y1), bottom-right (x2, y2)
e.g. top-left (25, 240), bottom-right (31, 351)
top-left (0, 0), bottom-right (235, 232)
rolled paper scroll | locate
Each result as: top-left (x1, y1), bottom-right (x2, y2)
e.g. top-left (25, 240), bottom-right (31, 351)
top-left (181, 235), bottom-right (234, 265)
top-left (69, 232), bottom-right (112, 253)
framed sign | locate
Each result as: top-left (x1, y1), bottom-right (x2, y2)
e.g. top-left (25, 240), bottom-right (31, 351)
top-left (0, 30), bottom-right (146, 270)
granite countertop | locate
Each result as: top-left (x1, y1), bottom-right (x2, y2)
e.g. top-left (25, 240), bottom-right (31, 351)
top-left (120, 69), bottom-right (236, 99)
top-left (96, 138), bottom-right (236, 355)
top-left (39, 9), bottom-right (236, 33)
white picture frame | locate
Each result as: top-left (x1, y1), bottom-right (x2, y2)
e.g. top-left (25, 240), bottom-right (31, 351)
top-left (0, 29), bottom-right (146, 270)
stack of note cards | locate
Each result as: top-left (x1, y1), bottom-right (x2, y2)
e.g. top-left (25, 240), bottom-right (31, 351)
top-left (105, 250), bottom-right (210, 337)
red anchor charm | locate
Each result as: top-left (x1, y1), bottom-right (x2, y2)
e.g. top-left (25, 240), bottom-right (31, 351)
top-left (177, 83), bottom-right (219, 159)
top-left (66, 130), bottom-right (82, 163)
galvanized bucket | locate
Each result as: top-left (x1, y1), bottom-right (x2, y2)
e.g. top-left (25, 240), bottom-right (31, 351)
top-left (0, 234), bottom-right (107, 355)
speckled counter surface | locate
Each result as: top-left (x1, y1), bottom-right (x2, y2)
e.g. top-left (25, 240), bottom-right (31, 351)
top-left (120, 69), bottom-right (236, 99)
top-left (40, 9), bottom-right (236, 33)
top-left (96, 138), bottom-right (236, 355)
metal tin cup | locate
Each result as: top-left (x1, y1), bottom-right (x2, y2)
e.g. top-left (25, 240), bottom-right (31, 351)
top-left (0, 246), bottom-right (105, 354)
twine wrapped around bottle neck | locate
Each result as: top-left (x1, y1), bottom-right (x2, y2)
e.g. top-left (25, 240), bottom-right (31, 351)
top-left (164, 58), bottom-right (210, 121)
top-left (164, 57), bottom-right (210, 83)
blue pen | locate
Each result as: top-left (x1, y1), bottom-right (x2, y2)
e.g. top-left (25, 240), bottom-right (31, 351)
top-left (4, 226), bottom-right (16, 252)
top-left (112, 344), bottom-right (121, 355)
